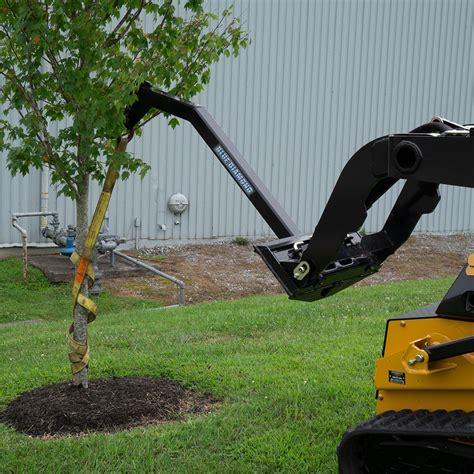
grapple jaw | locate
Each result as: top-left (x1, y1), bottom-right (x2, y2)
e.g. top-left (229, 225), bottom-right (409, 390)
top-left (255, 232), bottom-right (382, 302)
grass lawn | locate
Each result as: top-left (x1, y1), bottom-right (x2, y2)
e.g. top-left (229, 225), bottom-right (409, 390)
top-left (0, 259), bottom-right (454, 473)
top-left (0, 258), bottom-right (160, 324)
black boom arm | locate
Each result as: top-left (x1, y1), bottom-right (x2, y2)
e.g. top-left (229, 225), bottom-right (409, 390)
top-left (126, 82), bottom-right (300, 239)
top-left (126, 83), bottom-right (474, 302)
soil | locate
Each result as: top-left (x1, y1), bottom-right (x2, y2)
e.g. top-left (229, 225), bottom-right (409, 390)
top-left (106, 234), bottom-right (474, 306)
top-left (1, 377), bottom-right (217, 437)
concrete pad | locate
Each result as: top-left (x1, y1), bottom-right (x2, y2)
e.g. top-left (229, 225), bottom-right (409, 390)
top-left (0, 247), bottom-right (58, 259)
top-left (28, 253), bottom-right (147, 283)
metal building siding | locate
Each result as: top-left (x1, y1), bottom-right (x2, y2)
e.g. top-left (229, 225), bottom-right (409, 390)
top-left (1, 0), bottom-right (473, 246)
top-left (0, 106), bottom-right (43, 244)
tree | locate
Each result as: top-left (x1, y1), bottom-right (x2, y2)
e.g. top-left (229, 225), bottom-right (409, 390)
top-left (0, 1), bottom-right (248, 388)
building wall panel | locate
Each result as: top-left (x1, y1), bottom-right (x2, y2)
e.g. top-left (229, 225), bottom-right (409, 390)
top-left (0, 0), bottom-right (473, 246)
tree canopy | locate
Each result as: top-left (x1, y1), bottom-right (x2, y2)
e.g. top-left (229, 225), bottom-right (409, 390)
top-left (1, 1), bottom-right (248, 387)
top-left (0, 0), bottom-right (248, 199)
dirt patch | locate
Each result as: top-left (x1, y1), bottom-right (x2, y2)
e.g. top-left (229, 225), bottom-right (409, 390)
top-left (360, 233), bottom-right (472, 286)
top-left (105, 234), bottom-right (472, 305)
top-left (1, 377), bottom-right (217, 437)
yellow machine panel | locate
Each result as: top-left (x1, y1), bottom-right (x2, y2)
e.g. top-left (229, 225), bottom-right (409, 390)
top-left (375, 316), bottom-right (474, 413)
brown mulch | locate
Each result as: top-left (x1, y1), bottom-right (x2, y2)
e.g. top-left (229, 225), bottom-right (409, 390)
top-left (1, 377), bottom-right (217, 437)
top-left (105, 234), bottom-right (473, 306)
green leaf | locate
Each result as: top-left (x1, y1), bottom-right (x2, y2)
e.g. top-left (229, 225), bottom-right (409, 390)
top-left (168, 117), bottom-right (180, 129)
top-left (0, 0), bottom-right (248, 197)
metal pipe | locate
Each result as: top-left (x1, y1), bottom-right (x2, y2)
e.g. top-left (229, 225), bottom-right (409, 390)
top-left (12, 211), bottom-right (59, 242)
top-left (12, 211), bottom-right (59, 218)
top-left (134, 217), bottom-right (141, 250)
top-left (97, 240), bottom-right (118, 252)
top-left (11, 217), bottom-right (28, 281)
top-left (42, 226), bottom-right (67, 247)
top-left (12, 217), bottom-right (27, 238)
top-left (113, 250), bottom-right (185, 306)
top-left (11, 211), bottom-right (60, 282)
top-left (11, 215), bottom-right (29, 282)
top-left (40, 169), bottom-right (49, 228)
top-left (178, 286), bottom-right (185, 306)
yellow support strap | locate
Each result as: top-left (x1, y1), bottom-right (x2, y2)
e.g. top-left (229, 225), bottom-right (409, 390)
top-left (68, 335), bottom-right (90, 373)
top-left (467, 254), bottom-right (474, 276)
top-left (68, 138), bottom-right (128, 374)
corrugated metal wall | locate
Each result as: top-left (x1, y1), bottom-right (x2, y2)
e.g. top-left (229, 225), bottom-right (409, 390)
top-left (1, 0), bottom-right (473, 246)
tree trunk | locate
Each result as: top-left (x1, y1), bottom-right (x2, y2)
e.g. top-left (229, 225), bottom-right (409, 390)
top-left (73, 175), bottom-right (90, 388)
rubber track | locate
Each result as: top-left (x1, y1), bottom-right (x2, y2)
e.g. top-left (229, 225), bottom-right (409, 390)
top-left (338, 409), bottom-right (474, 473)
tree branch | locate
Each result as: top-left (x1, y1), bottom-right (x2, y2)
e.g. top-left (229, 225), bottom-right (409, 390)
top-left (45, 49), bottom-right (78, 110)
top-left (47, 161), bottom-right (79, 197)
top-left (1, 71), bottom-right (78, 195)
top-left (103, 1), bottom-right (146, 49)
top-left (0, 25), bottom-right (23, 67)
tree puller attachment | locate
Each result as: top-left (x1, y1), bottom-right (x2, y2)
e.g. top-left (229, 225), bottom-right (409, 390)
top-left (77, 81), bottom-right (473, 471)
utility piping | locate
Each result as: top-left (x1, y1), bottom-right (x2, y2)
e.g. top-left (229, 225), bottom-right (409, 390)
top-left (40, 169), bottom-right (49, 229)
top-left (113, 250), bottom-right (185, 306)
top-left (11, 211), bottom-right (60, 282)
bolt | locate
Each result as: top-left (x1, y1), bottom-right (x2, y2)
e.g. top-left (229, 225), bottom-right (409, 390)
top-left (408, 354), bottom-right (425, 366)
top-left (294, 261), bottom-right (310, 280)
top-left (400, 320), bottom-right (406, 327)
top-left (377, 394), bottom-right (384, 401)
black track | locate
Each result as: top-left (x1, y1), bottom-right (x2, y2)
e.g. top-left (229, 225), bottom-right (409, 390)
top-left (338, 410), bottom-right (474, 473)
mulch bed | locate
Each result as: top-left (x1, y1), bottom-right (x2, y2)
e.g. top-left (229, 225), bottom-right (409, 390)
top-left (1, 376), bottom-right (217, 437)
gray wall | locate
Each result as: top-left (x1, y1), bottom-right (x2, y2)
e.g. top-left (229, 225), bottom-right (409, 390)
top-left (1, 0), bottom-right (473, 246)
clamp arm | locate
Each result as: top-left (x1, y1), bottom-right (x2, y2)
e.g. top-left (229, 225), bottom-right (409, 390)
top-left (255, 123), bottom-right (474, 301)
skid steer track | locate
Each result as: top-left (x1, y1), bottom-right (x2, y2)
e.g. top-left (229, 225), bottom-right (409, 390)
top-left (338, 410), bottom-right (474, 473)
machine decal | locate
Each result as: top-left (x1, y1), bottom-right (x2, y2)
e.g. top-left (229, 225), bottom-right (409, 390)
top-left (388, 370), bottom-right (406, 385)
top-left (213, 144), bottom-right (254, 195)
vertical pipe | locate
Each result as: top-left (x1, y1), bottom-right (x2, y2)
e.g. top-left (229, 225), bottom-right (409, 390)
top-left (40, 57), bottom-right (49, 232)
top-left (134, 217), bottom-right (141, 250)
top-left (178, 286), bottom-right (185, 306)
top-left (21, 233), bottom-right (28, 283)
top-left (40, 169), bottom-right (49, 229)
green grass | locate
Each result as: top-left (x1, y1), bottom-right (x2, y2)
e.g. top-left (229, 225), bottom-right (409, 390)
top-left (0, 258), bottom-right (160, 324)
top-left (137, 253), bottom-right (168, 262)
top-left (0, 271), bottom-right (453, 473)
top-left (232, 236), bottom-right (250, 246)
